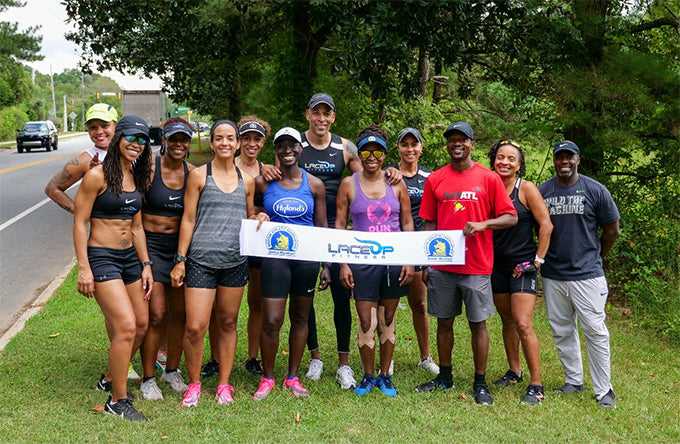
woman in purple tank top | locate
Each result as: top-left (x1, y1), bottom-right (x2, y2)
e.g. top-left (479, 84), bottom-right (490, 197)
top-left (335, 124), bottom-right (415, 398)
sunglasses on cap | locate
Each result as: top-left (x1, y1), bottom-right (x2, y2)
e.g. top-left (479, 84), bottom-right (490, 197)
top-left (359, 149), bottom-right (386, 159)
top-left (498, 139), bottom-right (521, 149)
top-left (123, 135), bottom-right (149, 145)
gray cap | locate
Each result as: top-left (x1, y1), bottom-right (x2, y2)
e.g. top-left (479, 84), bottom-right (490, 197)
top-left (164, 122), bottom-right (192, 138)
top-left (397, 127), bottom-right (423, 145)
top-left (443, 121), bottom-right (474, 140)
top-left (117, 115), bottom-right (149, 138)
top-left (307, 93), bottom-right (335, 111)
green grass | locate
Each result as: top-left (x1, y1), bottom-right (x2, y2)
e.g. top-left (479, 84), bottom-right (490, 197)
top-left (1, 268), bottom-right (679, 442)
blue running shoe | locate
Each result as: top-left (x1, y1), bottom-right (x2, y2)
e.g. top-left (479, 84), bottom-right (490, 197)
top-left (377, 374), bottom-right (397, 398)
top-left (354, 374), bottom-right (376, 396)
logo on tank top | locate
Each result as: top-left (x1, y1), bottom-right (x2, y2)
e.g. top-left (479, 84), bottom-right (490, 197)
top-left (273, 198), bottom-right (308, 219)
top-left (366, 202), bottom-right (392, 229)
top-left (303, 160), bottom-right (335, 172)
top-left (265, 226), bottom-right (298, 257)
top-left (407, 186), bottom-right (424, 198)
top-left (423, 234), bottom-right (454, 262)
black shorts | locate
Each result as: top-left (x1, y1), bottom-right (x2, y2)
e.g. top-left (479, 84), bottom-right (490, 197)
top-left (491, 264), bottom-right (539, 296)
top-left (261, 258), bottom-right (319, 299)
top-left (349, 264), bottom-right (409, 302)
top-left (87, 246), bottom-right (141, 285)
top-left (248, 256), bottom-right (262, 270)
top-left (145, 231), bottom-right (178, 284)
top-left (185, 258), bottom-right (249, 289)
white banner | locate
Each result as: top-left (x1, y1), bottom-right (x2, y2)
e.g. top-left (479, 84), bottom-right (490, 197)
top-left (239, 219), bottom-right (465, 266)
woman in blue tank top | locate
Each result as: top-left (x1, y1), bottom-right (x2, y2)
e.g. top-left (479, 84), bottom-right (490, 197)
top-left (335, 124), bottom-right (414, 398)
top-left (251, 127), bottom-right (330, 400)
top-left (138, 118), bottom-right (195, 401)
top-left (487, 139), bottom-right (553, 405)
top-left (170, 120), bottom-right (269, 407)
top-left (73, 115), bottom-right (153, 421)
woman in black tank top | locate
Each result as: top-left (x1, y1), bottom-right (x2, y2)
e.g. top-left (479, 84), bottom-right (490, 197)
top-left (138, 118), bottom-right (195, 401)
top-left (487, 139), bottom-right (553, 405)
top-left (235, 115), bottom-right (272, 376)
top-left (73, 115), bottom-right (153, 421)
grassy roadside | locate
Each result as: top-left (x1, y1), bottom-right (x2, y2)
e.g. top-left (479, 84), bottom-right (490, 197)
top-left (0, 267), bottom-right (678, 442)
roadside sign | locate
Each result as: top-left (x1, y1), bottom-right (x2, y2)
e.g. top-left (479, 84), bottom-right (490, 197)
top-left (177, 106), bottom-right (190, 111)
top-left (187, 110), bottom-right (193, 115)
top-left (69, 112), bottom-right (77, 119)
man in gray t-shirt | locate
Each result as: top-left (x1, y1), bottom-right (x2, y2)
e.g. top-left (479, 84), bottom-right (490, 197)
top-left (539, 140), bottom-right (620, 409)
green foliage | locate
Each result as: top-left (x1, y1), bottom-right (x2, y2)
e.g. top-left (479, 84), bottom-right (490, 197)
top-left (0, 0), bottom-right (42, 61)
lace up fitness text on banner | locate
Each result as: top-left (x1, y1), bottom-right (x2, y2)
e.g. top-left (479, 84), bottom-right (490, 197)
top-left (239, 220), bottom-right (465, 266)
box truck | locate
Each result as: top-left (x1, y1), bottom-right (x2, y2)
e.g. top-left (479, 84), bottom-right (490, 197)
top-left (121, 90), bottom-right (166, 145)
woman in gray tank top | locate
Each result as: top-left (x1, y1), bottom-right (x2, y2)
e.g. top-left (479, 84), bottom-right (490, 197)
top-left (170, 120), bottom-right (269, 407)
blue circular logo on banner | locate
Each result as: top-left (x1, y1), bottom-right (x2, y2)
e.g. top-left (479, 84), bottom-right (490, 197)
top-left (424, 234), bottom-right (454, 261)
top-left (265, 226), bottom-right (298, 256)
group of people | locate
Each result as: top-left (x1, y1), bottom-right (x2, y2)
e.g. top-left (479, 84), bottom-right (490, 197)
top-left (46, 93), bottom-right (620, 421)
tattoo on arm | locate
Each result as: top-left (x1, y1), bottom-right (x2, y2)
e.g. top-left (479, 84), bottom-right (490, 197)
top-left (345, 140), bottom-right (358, 156)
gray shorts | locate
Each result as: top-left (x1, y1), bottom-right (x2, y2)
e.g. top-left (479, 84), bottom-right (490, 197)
top-left (426, 268), bottom-right (494, 322)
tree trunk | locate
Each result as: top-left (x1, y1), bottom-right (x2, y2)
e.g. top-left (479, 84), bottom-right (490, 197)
top-left (417, 47), bottom-right (430, 99)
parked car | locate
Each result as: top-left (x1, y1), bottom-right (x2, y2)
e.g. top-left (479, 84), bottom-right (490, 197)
top-left (16, 121), bottom-right (58, 153)
top-left (198, 121), bottom-right (209, 133)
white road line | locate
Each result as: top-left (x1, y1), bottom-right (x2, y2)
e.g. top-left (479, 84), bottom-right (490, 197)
top-left (0, 181), bottom-right (80, 232)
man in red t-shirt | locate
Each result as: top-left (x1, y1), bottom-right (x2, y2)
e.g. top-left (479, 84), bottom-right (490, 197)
top-left (415, 121), bottom-right (517, 405)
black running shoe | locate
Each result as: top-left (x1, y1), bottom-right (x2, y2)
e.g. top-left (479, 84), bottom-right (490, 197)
top-left (96, 375), bottom-right (135, 401)
top-left (597, 389), bottom-right (617, 409)
top-left (493, 369), bottom-right (523, 387)
top-left (200, 359), bottom-right (219, 378)
top-left (473, 384), bottom-right (494, 405)
top-left (245, 357), bottom-right (263, 375)
top-left (521, 384), bottom-right (545, 405)
top-left (415, 375), bottom-right (454, 392)
top-left (104, 396), bottom-right (147, 421)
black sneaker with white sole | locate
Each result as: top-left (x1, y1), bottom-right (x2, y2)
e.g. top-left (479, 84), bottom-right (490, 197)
top-left (96, 375), bottom-right (135, 401)
top-left (104, 396), bottom-right (147, 421)
top-left (473, 384), bottom-right (494, 405)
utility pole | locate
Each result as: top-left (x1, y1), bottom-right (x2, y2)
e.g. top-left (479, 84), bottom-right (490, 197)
top-left (63, 95), bottom-right (67, 131)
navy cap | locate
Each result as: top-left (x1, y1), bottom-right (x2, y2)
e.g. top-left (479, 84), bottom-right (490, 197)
top-left (239, 121), bottom-right (266, 137)
top-left (443, 121), bottom-right (474, 140)
top-left (397, 127), bottom-right (423, 145)
top-left (164, 122), bottom-right (192, 138)
top-left (117, 115), bottom-right (150, 138)
top-left (307, 93), bottom-right (335, 111)
top-left (553, 140), bottom-right (580, 155)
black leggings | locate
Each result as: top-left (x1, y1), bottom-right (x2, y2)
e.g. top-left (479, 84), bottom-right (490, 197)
top-left (307, 262), bottom-right (351, 354)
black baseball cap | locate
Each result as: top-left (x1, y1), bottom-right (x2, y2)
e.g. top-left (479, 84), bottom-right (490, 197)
top-left (307, 93), bottom-right (335, 111)
top-left (443, 121), bottom-right (474, 140)
top-left (164, 122), bottom-right (192, 138)
top-left (116, 115), bottom-right (149, 138)
top-left (553, 140), bottom-right (580, 155)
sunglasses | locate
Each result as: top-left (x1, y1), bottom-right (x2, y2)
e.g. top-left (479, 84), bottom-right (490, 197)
top-left (123, 134), bottom-right (149, 145)
top-left (498, 139), bottom-right (521, 149)
top-left (359, 149), bottom-right (386, 159)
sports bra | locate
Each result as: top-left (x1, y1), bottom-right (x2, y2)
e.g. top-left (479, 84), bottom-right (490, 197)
top-left (142, 156), bottom-right (189, 217)
top-left (91, 185), bottom-right (142, 220)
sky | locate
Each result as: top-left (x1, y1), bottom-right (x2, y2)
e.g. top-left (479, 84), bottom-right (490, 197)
top-left (3, 0), bottom-right (162, 90)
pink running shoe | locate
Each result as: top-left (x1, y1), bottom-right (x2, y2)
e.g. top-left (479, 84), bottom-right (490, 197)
top-left (283, 376), bottom-right (309, 398)
top-left (181, 381), bottom-right (202, 407)
top-left (215, 384), bottom-right (235, 405)
top-left (253, 377), bottom-right (275, 401)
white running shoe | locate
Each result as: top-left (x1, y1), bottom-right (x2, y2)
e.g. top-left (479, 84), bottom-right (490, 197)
top-left (418, 356), bottom-right (440, 375)
top-left (127, 363), bottom-right (141, 381)
top-left (305, 358), bottom-right (323, 381)
top-left (140, 378), bottom-right (163, 401)
top-left (161, 370), bottom-right (189, 393)
top-left (336, 365), bottom-right (357, 389)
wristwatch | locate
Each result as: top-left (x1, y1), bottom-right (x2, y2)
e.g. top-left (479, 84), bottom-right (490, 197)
top-left (141, 260), bottom-right (153, 267)
top-left (173, 254), bottom-right (187, 264)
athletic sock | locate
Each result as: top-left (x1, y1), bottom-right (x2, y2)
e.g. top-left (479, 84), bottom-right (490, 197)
top-left (439, 365), bottom-right (453, 382)
top-left (142, 376), bottom-right (154, 383)
top-left (474, 373), bottom-right (487, 386)
top-left (165, 368), bottom-right (177, 373)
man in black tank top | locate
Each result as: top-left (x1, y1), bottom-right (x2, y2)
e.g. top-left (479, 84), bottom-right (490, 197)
top-left (299, 93), bottom-right (362, 389)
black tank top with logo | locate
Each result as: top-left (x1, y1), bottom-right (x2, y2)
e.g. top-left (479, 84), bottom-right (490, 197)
top-left (493, 178), bottom-right (537, 268)
top-left (142, 156), bottom-right (189, 218)
top-left (298, 132), bottom-right (344, 225)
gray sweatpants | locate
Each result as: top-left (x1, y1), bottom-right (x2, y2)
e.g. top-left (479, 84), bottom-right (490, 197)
top-left (543, 276), bottom-right (613, 399)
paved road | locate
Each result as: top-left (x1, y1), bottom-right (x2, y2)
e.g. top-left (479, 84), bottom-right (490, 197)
top-left (0, 136), bottom-right (90, 334)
